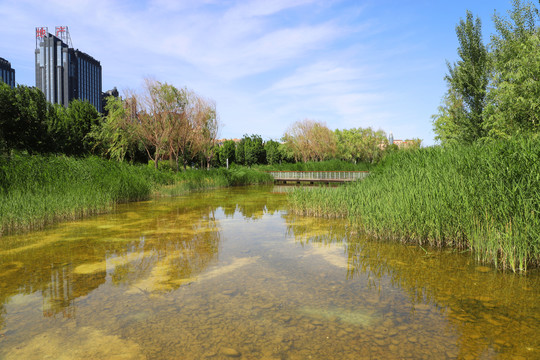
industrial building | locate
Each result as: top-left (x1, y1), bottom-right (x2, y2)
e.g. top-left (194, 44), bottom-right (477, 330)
top-left (35, 26), bottom-right (102, 112)
top-left (0, 57), bottom-right (15, 88)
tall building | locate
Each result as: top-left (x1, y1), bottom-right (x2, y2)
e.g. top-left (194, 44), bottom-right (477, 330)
top-left (35, 26), bottom-right (102, 112)
top-left (0, 57), bottom-right (15, 88)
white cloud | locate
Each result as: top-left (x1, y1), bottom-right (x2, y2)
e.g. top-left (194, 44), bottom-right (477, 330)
top-left (1, 0), bottom-right (442, 144)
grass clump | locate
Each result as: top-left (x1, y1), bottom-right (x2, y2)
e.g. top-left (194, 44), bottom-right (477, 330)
top-left (156, 165), bottom-right (273, 196)
top-left (0, 156), bottom-right (272, 235)
top-left (0, 154), bottom-right (174, 235)
top-left (288, 136), bottom-right (540, 272)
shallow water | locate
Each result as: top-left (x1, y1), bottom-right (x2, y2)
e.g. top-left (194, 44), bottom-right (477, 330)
top-left (0, 186), bottom-right (539, 359)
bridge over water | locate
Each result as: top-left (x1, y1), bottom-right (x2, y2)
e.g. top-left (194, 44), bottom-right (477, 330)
top-left (267, 171), bottom-right (369, 184)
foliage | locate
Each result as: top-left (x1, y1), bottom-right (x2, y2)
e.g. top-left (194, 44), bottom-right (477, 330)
top-left (335, 127), bottom-right (388, 163)
top-left (0, 83), bottom-right (52, 154)
top-left (106, 79), bottom-right (220, 170)
top-left (49, 100), bottom-right (101, 155)
top-left (156, 165), bottom-right (273, 196)
top-left (89, 96), bottom-right (141, 162)
top-left (0, 154), bottom-right (174, 235)
top-left (484, 0), bottom-right (540, 138)
top-left (0, 83), bottom-right (104, 156)
top-left (218, 140), bottom-right (236, 167)
top-left (434, 0), bottom-right (540, 143)
top-left (282, 119), bottom-right (337, 162)
top-left (289, 136), bottom-right (540, 272)
top-left (434, 10), bottom-right (490, 145)
top-left (236, 134), bottom-right (265, 166)
top-left (264, 140), bottom-right (282, 165)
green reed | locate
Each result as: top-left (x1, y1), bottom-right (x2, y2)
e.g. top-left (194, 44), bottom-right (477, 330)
top-left (288, 136), bottom-right (540, 271)
top-left (156, 165), bottom-right (273, 196)
top-left (0, 154), bottom-right (175, 235)
top-left (0, 156), bottom-right (273, 235)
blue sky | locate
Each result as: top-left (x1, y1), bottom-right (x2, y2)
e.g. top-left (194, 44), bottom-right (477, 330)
top-left (1, 0), bottom-right (517, 145)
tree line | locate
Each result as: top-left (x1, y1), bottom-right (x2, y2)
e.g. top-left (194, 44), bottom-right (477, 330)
top-left (1, 78), bottom-right (419, 170)
top-left (433, 0), bottom-right (540, 144)
top-left (0, 79), bottom-right (220, 170)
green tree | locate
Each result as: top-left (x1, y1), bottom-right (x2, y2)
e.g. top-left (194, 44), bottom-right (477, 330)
top-left (236, 138), bottom-right (245, 165)
top-left (0, 82), bottom-right (17, 153)
top-left (484, 0), bottom-right (540, 138)
top-left (239, 134), bottom-right (265, 166)
top-left (335, 127), bottom-right (387, 163)
top-left (433, 10), bottom-right (490, 144)
top-left (0, 84), bottom-right (52, 154)
top-left (219, 140), bottom-right (236, 167)
top-left (264, 140), bottom-right (282, 165)
top-left (89, 96), bottom-right (141, 162)
top-left (63, 100), bottom-right (101, 155)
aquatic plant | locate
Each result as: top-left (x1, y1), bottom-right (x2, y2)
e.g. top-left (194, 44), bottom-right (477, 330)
top-left (156, 166), bottom-right (273, 196)
top-left (288, 136), bottom-right (540, 271)
top-left (0, 155), bottom-right (273, 235)
top-left (0, 154), bottom-right (174, 235)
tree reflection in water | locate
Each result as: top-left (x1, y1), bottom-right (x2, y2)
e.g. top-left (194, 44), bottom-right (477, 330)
top-left (285, 213), bottom-right (540, 359)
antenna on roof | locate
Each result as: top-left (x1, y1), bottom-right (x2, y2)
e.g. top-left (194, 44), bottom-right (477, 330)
top-left (55, 26), bottom-right (73, 47)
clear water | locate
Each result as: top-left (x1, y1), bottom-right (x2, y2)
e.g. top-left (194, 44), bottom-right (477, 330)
top-left (0, 186), bottom-right (538, 359)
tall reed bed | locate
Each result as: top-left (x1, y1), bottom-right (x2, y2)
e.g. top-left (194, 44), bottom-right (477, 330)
top-left (256, 159), bottom-right (371, 171)
top-left (288, 137), bottom-right (540, 271)
top-left (156, 166), bottom-right (273, 196)
top-left (0, 154), bottom-right (174, 235)
top-left (0, 156), bottom-right (273, 235)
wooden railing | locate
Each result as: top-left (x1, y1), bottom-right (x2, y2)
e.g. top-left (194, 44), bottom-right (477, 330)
top-left (267, 171), bottom-right (369, 183)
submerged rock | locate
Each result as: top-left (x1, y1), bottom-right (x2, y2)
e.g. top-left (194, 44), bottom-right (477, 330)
top-left (221, 347), bottom-right (241, 357)
top-left (298, 306), bottom-right (379, 327)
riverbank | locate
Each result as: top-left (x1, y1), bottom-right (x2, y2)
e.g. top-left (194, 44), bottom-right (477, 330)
top-left (288, 136), bottom-right (540, 272)
top-left (0, 154), bottom-right (272, 236)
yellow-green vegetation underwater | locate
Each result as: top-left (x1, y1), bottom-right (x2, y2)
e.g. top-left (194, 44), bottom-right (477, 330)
top-left (289, 136), bottom-right (540, 272)
top-left (0, 154), bottom-right (272, 235)
top-left (0, 187), bottom-right (538, 359)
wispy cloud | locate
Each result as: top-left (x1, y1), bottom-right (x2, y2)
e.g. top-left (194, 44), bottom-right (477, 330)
top-left (2, 0), bottom-right (464, 144)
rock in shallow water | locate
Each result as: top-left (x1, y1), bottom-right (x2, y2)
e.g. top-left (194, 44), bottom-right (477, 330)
top-left (221, 347), bottom-right (241, 357)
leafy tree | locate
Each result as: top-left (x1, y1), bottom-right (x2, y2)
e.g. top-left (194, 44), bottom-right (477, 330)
top-left (433, 10), bottom-right (490, 144)
top-left (236, 134), bottom-right (265, 166)
top-left (129, 79), bottom-right (179, 169)
top-left (264, 140), bottom-right (282, 165)
top-left (219, 140), bottom-right (236, 167)
top-left (89, 96), bottom-right (141, 162)
top-left (335, 127), bottom-right (388, 163)
top-left (432, 88), bottom-right (469, 145)
top-left (484, 0), bottom-right (540, 138)
top-left (0, 84), bottom-right (52, 154)
top-left (191, 97), bottom-right (219, 170)
top-left (60, 100), bottom-right (101, 155)
top-left (282, 119), bottom-right (336, 162)
top-left (0, 82), bottom-right (17, 153)
top-left (244, 134), bottom-right (265, 166)
top-left (236, 138), bottom-right (245, 165)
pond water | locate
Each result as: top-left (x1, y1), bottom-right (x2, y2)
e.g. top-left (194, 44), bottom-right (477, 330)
top-left (0, 186), bottom-right (539, 359)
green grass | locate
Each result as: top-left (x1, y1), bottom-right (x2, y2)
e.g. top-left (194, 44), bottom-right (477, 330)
top-left (156, 165), bottom-right (273, 196)
top-left (0, 154), bottom-right (174, 235)
top-left (0, 155), bottom-right (272, 236)
top-left (255, 159), bottom-right (372, 171)
top-left (288, 136), bottom-right (540, 272)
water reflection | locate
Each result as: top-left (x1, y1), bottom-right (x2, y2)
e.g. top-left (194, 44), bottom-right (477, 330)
top-left (285, 214), bottom-right (540, 359)
top-left (0, 186), bottom-right (538, 359)
top-left (0, 187), bottom-right (285, 321)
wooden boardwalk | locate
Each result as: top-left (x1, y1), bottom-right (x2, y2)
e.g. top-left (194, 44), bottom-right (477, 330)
top-left (267, 171), bottom-right (369, 184)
